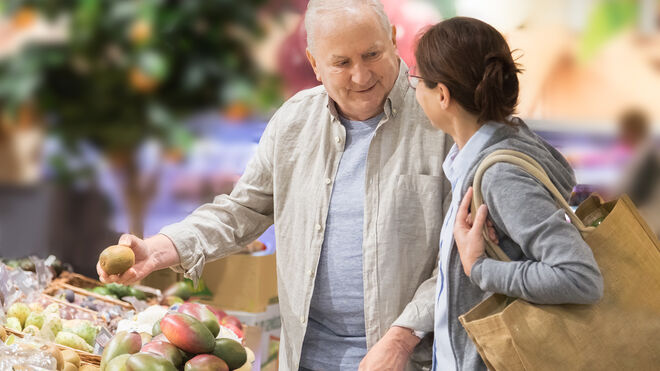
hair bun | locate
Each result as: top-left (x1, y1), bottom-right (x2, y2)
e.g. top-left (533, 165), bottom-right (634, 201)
top-left (474, 52), bottom-right (520, 123)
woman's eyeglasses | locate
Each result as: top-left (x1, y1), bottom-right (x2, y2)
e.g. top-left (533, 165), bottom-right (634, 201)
top-left (408, 73), bottom-right (422, 89)
top-left (407, 66), bottom-right (432, 89)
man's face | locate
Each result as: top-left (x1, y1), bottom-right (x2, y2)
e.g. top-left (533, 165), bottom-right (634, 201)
top-left (306, 8), bottom-right (400, 121)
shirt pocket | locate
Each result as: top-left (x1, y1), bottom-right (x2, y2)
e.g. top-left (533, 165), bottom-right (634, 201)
top-left (396, 174), bottom-right (446, 194)
top-left (392, 174), bottom-right (446, 241)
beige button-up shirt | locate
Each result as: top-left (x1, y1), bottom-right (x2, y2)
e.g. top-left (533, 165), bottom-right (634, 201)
top-left (160, 62), bottom-right (451, 370)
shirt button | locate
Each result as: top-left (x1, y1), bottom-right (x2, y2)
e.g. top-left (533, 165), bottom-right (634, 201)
top-left (325, 178), bottom-right (331, 185)
top-left (315, 223), bottom-right (322, 231)
top-left (335, 136), bottom-right (341, 143)
top-left (300, 316), bottom-right (306, 324)
top-left (309, 269), bottom-right (315, 278)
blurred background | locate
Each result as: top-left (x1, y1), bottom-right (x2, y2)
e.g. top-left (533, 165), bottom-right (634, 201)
top-left (0, 0), bottom-right (658, 277)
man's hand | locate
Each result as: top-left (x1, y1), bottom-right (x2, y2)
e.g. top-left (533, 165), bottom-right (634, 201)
top-left (359, 326), bottom-right (420, 371)
top-left (97, 234), bottom-right (180, 285)
top-left (454, 187), bottom-right (489, 277)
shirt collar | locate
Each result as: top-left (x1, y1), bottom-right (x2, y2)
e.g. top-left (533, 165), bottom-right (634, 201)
top-left (326, 58), bottom-right (408, 122)
top-left (443, 122), bottom-right (501, 187)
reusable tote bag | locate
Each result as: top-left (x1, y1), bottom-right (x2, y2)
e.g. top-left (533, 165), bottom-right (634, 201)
top-left (458, 149), bottom-right (660, 371)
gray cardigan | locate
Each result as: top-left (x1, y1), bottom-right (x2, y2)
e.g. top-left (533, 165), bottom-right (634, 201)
top-left (445, 118), bottom-right (604, 370)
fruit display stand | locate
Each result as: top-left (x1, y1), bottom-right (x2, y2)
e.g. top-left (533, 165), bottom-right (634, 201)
top-left (1, 258), bottom-right (256, 369)
top-left (4, 326), bottom-right (101, 367)
top-left (222, 304), bottom-right (281, 371)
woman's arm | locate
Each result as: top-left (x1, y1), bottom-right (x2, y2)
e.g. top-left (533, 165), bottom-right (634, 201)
top-left (466, 163), bottom-right (603, 305)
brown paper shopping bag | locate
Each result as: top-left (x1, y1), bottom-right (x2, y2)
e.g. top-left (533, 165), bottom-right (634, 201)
top-left (458, 149), bottom-right (660, 371)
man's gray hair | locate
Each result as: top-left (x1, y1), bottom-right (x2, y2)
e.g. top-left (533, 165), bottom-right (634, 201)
top-left (305, 0), bottom-right (392, 55)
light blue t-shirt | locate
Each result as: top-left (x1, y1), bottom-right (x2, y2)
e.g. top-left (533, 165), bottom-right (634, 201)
top-left (432, 122), bottom-right (502, 370)
top-left (299, 113), bottom-right (383, 370)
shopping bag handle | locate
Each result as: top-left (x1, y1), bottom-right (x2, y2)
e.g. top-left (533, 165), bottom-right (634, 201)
top-left (471, 149), bottom-right (595, 261)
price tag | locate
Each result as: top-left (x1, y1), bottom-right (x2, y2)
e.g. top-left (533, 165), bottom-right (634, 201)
top-left (94, 326), bottom-right (113, 354)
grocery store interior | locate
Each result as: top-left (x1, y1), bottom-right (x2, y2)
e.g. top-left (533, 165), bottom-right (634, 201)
top-left (0, 0), bottom-right (658, 370)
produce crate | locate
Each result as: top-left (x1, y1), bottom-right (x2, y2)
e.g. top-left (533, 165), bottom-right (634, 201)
top-left (48, 272), bottom-right (160, 309)
top-left (52, 272), bottom-right (104, 290)
top-left (4, 326), bottom-right (102, 366)
top-left (46, 282), bottom-right (133, 310)
top-left (3, 295), bottom-right (104, 365)
top-left (39, 294), bottom-right (103, 324)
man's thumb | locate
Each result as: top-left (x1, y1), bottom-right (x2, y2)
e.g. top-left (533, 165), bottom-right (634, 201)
top-left (118, 234), bottom-right (136, 247)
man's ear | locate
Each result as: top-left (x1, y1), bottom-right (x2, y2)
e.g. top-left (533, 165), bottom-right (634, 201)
top-left (436, 83), bottom-right (451, 110)
top-left (305, 48), bottom-right (322, 82)
top-left (390, 25), bottom-right (397, 47)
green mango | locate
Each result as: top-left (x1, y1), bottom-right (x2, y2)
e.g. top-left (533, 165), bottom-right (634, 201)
top-left (55, 331), bottom-right (94, 353)
top-left (128, 287), bottom-right (146, 300)
top-left (105, 353), bottom-right (131, 371)
top-left (25, 311), bottom-right (45, 329)
top-left (105, 283), bottom-right (131, 298)
top-left (125, 353), bottom-right (177, 371)
top-left (184, 354), bottom-right (229, 371)
top-left (141, 341), bottom-right (183, 367)
top-left (7, 303), bottom-right (30, 327)
top-left (213, 338), bottom-right (247, 370)
top-left (101, 331), bottom-right (142, 371)
top-left (40, 315), bottom-right (62, 340)
top-left (160, 313), bottom-right (215, 354)
top-left (93, 286), bottom-right (112, 296)
top-left (177, 303), bottom-right (220, 337)
top-left (63, 322), bottom-right (98, 346)
top-left (6, 317), bottom-right (22, 332)
top-left (163, 281), bottom-right (193, 301)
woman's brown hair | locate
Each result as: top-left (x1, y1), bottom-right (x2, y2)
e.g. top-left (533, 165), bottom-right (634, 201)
top-left (415, 17), bottom-right (522, 124)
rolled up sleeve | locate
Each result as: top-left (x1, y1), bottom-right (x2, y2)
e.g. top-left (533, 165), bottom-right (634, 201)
top-left (159, 110), bottom-right (280, 283)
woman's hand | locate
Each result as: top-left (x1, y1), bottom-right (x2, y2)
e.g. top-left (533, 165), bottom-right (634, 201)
top-left (454, 187), bottom-right (489, 277)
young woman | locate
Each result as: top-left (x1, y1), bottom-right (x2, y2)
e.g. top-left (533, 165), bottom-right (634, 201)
top-left (410, 17), bottom-right (604, 370)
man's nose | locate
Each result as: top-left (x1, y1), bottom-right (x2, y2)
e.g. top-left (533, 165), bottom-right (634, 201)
top-left (351, 62), bottom-right (372, 87)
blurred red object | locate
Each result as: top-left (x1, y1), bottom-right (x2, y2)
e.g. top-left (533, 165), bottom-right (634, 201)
top-left (381, 0), bottom-right (442, 67)
top-left (277, 17), bottom-right (318, 97)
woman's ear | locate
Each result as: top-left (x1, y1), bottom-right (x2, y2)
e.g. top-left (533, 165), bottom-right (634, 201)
top-left (435, 83), bottom-right (451, 110)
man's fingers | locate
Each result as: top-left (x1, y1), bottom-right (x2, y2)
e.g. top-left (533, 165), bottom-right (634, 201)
top-left (117, 267), bottom-right (141, 285)
top-left (97, 262), bottom-right (108, 283)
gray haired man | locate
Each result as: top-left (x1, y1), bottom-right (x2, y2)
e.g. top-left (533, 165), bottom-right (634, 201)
top-left (99, 1), bottom-right (450, 369)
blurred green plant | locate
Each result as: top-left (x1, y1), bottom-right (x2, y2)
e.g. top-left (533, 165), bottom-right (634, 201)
top-left (435, 0), bottom-right (456, 19)
top-left (1, 0), bottom-right (279, 152)
top-left (579, 0), bottom-right (639, 62)
top-left (0, 0), bottom-right (283, 235)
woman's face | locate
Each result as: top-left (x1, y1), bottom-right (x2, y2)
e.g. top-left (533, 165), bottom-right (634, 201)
top-left (414, 77), bottom-right (449, 131)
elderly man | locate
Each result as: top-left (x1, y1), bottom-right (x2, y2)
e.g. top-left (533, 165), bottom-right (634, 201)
top-left (98, 0), bottom-right (450, 369)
